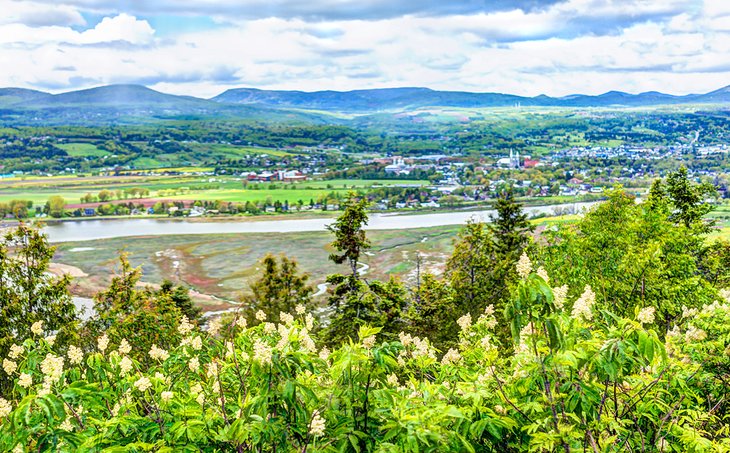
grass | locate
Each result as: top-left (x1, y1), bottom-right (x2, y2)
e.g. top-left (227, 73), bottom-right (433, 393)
top-left (0, 174), bottom-right (431, 207)
top-left (186, 143), bottom-right (294, 158)
top-left (58, 143), bottom-right (107, 157)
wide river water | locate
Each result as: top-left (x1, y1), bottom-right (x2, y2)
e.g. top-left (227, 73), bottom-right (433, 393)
top-left (43, 201), bottom-right (597, 243)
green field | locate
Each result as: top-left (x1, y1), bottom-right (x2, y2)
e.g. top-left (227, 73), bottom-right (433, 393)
top-left (57, 143), bottom-right (108, 157)
top-left (0, 175), bottom-right (430, 206)
top-left (186, 143), bottom-right (295, 157)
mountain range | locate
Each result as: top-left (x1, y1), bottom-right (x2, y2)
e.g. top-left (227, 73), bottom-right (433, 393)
top-left (1, 84), bottom-right (729, 125)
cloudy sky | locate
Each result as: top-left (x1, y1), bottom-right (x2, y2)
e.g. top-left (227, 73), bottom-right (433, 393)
top-left (0, 0), bottom-right (728, 97)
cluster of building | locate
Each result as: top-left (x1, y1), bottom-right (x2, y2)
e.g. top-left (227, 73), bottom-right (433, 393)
top-left (241, 170), bottom-right (308, 182)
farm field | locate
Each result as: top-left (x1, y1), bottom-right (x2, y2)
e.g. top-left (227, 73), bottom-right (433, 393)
top-left (0, 175), bottom-right (430, 206)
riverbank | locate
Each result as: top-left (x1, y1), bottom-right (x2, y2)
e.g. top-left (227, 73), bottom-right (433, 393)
top-left (42, 200), bottom-right (598, 243)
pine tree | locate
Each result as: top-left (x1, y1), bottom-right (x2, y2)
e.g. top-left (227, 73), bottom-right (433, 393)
top-left (326, 193), bottom-right (370, 283)
top-left (490, 189), bottom-right (534, 260)
top-left (243, 254), bottom-right (313, 324)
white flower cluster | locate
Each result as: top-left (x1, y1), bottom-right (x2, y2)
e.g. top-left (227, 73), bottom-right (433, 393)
top-left (161, 391), bottom-right (174, 403)
top-left (457, 313), bottom-right (472, 332)
top-left (207, 318), bottom-right (223, 336)
top-left (225, 341), bottom-right (235, 359)
top-left (362, 335), bottom-right (376, 349)
top-left (68, 346), bottom-right (84, 365)
top-left (3, 358), bottom-right (17, 375)
top-left (280, 312), bottom-right (294, 326)
top-left (149, 344), bottom-right (170, 361)
top-left (386, 374), bottom-right (399, 386)
top-left (178, 315), bottom-right (194, 335)
top-left (188, 357), bottom-right (200, 372)
top-left (536, 267), bottom-right (550, 283)
top-left (309, 410), bottom-right (326, 436)
top-left (701, 300), bottom-right (730, 315)
top-left (637, 307), bottom-right (655, 325)
top-left (300, 328), bottom-right (317, 353)
top-left (255, 310), bottom-right (267, 321)
top-left (0, 398), bottom-right (12, 418)
top-left (120, 356), bottom-right (133, 375)
top-left (253, 339), bottom-right (273, 365)
top-left (30, 321), bottom-right (43, 335)
top-left (681, 305), bottom-right (698, 319)
top-left (8, 344), bottom-right (23, 359)
top-left (59, 418), bottom-right (74, 432)
top-left (477, 305), bottom-right (498, 330)
top-left (516, 252), bottom-right (532, 279)
top-left (40, 353), bottom-right (64, 384)
top-left (571, 285), bottom-right (596, 321)
top-left (685, 325), bottom-right (707, 342)
top-left (97, 334), bottom-right (109, 352)
top-left (318, 347), bottom-right (330, 361)
top-left (441, 348), bottom-right (462, 365)
top-left (295, 304), bottom-right (306, 315)
top-left (18, 372), bottom-right (32, 388)
top-left (553, 285), bottom-right (568, 310)
top-left (118, 339), bottom-right (132, 355)
top-left (399, 332), bottom-right (413, 347)
top-left (134, 376), bottom-right (152, 392)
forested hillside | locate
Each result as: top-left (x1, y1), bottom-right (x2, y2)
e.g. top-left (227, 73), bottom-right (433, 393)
top-left (1, 168), bottom-right (729, 452)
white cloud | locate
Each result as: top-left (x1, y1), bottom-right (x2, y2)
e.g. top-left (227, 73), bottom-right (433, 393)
top-left (0, 0), bottom-right (728, 97)
top-left (0, 1), bottom-right (85, 27)
top-left (79, 13), bottom-right (154, 44)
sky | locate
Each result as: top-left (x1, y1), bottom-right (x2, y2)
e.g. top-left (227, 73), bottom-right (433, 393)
top-left (0, 0), bottom-right (728, 98)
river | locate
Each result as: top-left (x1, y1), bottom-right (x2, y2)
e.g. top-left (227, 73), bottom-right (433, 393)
top-left (43, 201), bottom-right (596, 243)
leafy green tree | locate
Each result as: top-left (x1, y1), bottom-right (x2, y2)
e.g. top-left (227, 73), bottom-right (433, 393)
top-left (86, 255), bottom-right (185, 363)
top-left (0, 224), bottom-right (77, 389)
top-left (664, 166), bottom-right (717, 232)
top-left (241, 253), bottom-right (313, 324)
top-left (46, 196), bottom-right (66, 218)
top-left (538, 188), bottom-right (717, 330)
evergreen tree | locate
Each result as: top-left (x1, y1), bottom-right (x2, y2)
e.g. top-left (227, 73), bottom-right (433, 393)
top-left (446, 220), bottom-right (498, 315)
top-left (158, 280), bottom-right (202, 323)
top-left (406, 273), bottom-right (460, 352)
top-left (490, 189), bottom-right (534, 259)
top-left (86, 255), bottom-right (186, 365)
top-left (327, 193), bottom-right (370, 284)
top-left (242, 253), bottom-right (313, 324)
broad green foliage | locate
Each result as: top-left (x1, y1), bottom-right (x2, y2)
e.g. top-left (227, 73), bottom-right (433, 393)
top-left (2, 264), bottom-right (730, 452)
top-left (0, 224), bottom-right (77, 391)
top-left (663, 166), bottom-right (717, 232)
top-left (84, 255), bottom-right (187, 365)
top-left (538, 187), bottom-right (718, 329)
